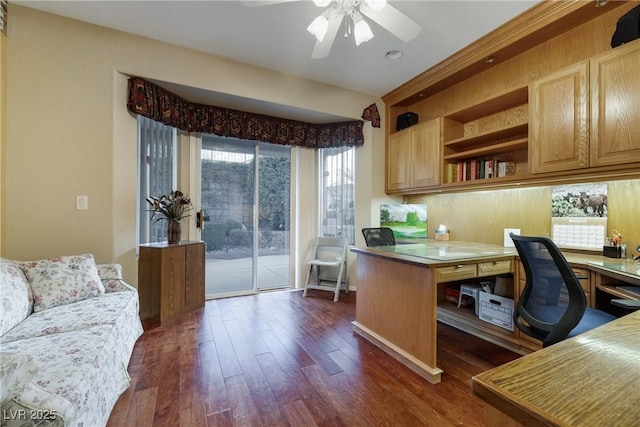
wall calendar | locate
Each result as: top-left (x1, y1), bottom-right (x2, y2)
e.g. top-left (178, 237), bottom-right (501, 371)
top-left (551, 183), bottom-right (608, 251)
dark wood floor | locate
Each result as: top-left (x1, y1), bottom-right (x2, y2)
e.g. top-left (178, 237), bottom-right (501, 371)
top-left (107, 289), bottom-right (520, 426)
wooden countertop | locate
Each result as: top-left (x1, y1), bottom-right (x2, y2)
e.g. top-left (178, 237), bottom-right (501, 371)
top-left (472, 310), bottom-right (640, 426)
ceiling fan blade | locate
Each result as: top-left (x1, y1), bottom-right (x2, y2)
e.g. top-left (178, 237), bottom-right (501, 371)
top-left (239, 0), bottom-right (301, 7)
top-left (311, 15), bottom-right (343, 59)
top-left (360, 3), bottom-right (421, 42)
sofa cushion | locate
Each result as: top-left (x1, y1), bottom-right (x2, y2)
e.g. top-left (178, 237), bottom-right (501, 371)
top-left (18, 254), bottom-right (105, 312)
top-left (0, 258), bottom-right (33, 336)
top-left (1, 291), bottom-right (140, 344)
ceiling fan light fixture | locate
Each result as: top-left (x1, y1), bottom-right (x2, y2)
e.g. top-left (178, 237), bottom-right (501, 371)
top-left (307, 15), bottom-right (329, 42)
top-left (354, 16), bottom-right (374, 46)
top-left (364, 0), bottom-right (387, 12)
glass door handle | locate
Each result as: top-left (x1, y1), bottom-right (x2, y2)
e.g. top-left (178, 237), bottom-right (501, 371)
top-left (196, 209), bottom-right (210, 230)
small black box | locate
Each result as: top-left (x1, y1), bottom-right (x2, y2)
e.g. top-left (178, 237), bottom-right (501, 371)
top-left (611, 5), bottom-right (640, 48)
top-left (603, 245), bottom-right (622, 259)
top-left (396, 112), bottom-right (418, 131)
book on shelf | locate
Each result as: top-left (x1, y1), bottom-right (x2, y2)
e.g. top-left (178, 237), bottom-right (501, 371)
top-left (446, 163), bottom-right (459, 183)
top-left (454, 159), bottom-right (516, 181)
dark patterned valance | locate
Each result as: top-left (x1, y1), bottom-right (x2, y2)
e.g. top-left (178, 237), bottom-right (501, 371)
top-left (127, 77), bottom-right (364, 148)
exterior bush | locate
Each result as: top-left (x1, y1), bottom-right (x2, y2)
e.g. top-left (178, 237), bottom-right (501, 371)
top-left (229, 228), bottom-right (249, 246)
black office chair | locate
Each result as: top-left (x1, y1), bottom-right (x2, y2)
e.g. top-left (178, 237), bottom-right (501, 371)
top-left (362, 227), bottom-right (396, 247)
top-left (510, 233), bottom-right (616, 347)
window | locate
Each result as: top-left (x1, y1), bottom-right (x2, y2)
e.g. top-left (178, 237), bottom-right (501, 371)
top-left (319, 146), bottom-right (355, 244)
top-left (137, 115), bottom-right (177, 245)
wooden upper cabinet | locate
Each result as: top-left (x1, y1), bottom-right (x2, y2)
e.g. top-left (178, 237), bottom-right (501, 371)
top-left (590, 40), bottom-right (640, 167)
top-left (386, 129), bottom-right (412, 191)
top-left (412, 119), bottom-right (441, 188)
top-left (386, 119), bottom-right (441, 193)
top-left (530, 61), bottom-right (589, 174)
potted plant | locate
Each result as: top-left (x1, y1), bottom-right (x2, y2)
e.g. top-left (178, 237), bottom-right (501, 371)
top-left (147, 190), bottom-right (193, 244)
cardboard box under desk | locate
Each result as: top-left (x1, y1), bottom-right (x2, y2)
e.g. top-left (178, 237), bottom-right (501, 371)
top-left (478, 291), bottom-right (514, 331)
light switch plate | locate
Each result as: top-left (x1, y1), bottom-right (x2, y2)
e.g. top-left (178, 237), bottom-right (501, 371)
top-left (504, 228), bottom-right (520, 247)
top-left (76, 195), bottom-right (88, 210)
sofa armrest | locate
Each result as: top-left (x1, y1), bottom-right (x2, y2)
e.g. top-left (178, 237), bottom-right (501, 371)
top-left (96, 263), bottom-right (137, 293)
top-left (1, 352), bottom-right (71, 425)
top-left (1, 382), bottom-right (74, 426)
top-left (1, 352), bottom-right (37, 405)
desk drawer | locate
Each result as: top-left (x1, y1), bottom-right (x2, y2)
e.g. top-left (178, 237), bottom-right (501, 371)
top-left (436, 264), bottom-right (477, 282)
top-left (572, 267), bottom-right (590, 293)
top-left (478, 260), bottom-right (512, 277)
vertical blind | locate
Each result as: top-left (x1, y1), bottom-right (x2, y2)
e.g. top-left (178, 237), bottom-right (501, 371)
top-left (320, 146), bottom-right (355, 245)
top-left (138, 115), bottom-right (177, 244)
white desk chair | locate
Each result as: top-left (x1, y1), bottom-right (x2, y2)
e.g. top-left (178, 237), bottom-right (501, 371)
top-left (303, 237), bottom-right (348, 302)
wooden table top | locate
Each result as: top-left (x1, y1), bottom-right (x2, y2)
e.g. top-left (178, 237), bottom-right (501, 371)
top-left (472, 310), bottom-right (640, 426)
top-left (350, 240), bottom-right (517, 267)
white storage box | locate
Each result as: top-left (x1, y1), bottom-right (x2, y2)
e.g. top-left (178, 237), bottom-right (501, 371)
top-left (478, 291), bottom-right (514, 331)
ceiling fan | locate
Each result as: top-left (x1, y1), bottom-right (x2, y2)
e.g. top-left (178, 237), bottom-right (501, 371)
top-left (241, 0), bottom-right (422, 59)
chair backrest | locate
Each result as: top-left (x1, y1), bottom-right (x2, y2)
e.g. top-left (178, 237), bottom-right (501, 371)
top-left (313, 237), bottom-right (348, 262)
top-left (510, 233), bottom-right (587, 347)
top-left (361, 227), bottom-right (396, 247)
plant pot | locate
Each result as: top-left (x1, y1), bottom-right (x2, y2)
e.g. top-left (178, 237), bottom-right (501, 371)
top-left (168, 220), bottom-right (181, 244)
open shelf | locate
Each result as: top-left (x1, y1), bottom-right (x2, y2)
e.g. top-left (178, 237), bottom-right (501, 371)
top-left (445, 87), bottom-right (528, 123)
top-left (436, 302), bottom-right (531, 354)
top-left (596, 284), bottom-right (640, 300)
top-left (445, 123), bottom-right (528, 149)
top-left (444, 138), bottom-right (528, 161)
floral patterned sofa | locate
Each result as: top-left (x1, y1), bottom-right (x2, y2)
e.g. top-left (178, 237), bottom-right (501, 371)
top-left (0, 254), bottom-right (143, 426)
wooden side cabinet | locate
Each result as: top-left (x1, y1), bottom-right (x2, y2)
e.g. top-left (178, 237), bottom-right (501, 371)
top-left (138, 241), bottom-right (205, 324)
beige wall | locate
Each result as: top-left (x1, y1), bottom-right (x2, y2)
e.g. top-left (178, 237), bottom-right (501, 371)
top-left (4, 6), bottom-right (388, 285)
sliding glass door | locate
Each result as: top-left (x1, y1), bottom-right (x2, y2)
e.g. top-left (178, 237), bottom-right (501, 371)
top-left (256, 142), bottom-right (291, 290)
top-left (200, 135), bottom-right (290, 297)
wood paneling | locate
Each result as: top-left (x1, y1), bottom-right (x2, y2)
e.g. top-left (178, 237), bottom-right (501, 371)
top-left (389, 2), bottom-right (637, 119)
top-left (407, 179), bottom-right (640, 250)
top-left (108, 290), bottom-right (521, 426)
top-left (354, 254), bottom-right (440, 382)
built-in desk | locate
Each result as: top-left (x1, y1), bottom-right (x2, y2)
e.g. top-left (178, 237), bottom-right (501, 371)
top-left (472, 310), bottom-right (640, 426)
top-left (351, 240), bottom-right (517, 384)
top-left (351, 240), bottom-right (640, 384)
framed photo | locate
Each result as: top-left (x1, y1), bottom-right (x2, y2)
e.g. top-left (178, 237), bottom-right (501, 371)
top-left (380, 204), bottom-right (427, 242)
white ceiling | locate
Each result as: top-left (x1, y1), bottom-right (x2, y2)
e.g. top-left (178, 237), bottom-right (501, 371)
top-left (15, 0), bottom-right (539, 121)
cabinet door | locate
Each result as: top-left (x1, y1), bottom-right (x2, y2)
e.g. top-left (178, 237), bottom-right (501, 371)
top-left (591, 41), bottom-right (640, 167)
top-left (386, 129), bottom-right (412, 192)
top-left (184, 242), bottom-right (205, 311)
top-left (160, 245), bottom-right (186, 323)
top-left (412, 119), bottom-right (441, 188)
top-left (530, 61), bottom-right (589, 174)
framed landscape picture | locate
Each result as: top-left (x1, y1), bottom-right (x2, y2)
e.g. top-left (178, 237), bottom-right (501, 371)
top-left (380, 204), bottom-right (427, 242)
